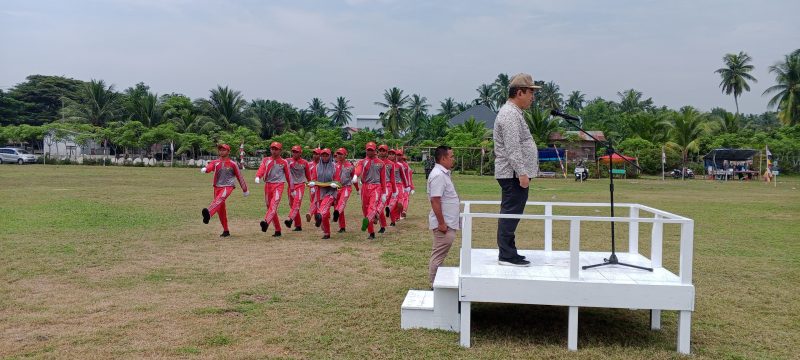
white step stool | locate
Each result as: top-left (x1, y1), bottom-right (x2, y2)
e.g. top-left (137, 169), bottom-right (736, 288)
top-left (400, 267), bottom-right (460, 332)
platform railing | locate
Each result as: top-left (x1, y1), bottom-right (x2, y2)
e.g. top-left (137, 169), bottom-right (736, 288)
top-left (459, 201), bottom-right (694, 285)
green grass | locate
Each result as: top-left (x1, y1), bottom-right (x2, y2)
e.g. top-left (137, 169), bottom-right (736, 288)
top-left (0, 165), bottom-right (798, 359)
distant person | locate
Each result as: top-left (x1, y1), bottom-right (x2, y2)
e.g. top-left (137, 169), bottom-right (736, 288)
top-left (427, 145), bottom-right (460, 286)
top-left (200, 144), bottom-right (249, 237)
top-left (255, 142), bottom-right (293, 237)
top-left (493, 73), bottom-right (540, 267)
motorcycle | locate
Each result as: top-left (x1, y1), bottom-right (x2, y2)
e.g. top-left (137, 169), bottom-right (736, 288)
top-left (671, 168), bottom-right (694, 179)
top-left (574, 162), bottom-right (589, 181)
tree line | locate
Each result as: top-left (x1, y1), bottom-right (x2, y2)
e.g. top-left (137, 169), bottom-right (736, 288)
top-left (0, 49), bottom-right (798, 173)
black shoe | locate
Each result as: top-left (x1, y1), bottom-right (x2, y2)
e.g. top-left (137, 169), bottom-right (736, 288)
top-left (293, 227), bottom-right (303, 231)
top-left (378, 227), bottom-right (386, 234)
top-left (332, 210), bottom-right (339, 222)
top-left (390, 222), bottom-right (396, 227)
top-left (220, 231), bottom-right (230, 237)
top-left (202, 208), bottom-right (210, 224)
top-left (272, 231), bottom-right (281, 237)
top-left (385, 207), bottom-right (390, 217)
top-left (260, 220), bottom-right (268, 232)
top-left (517, 255), bottom-right (527, 260)
top-left (314, 213), bottom-right (322, 228)
top-left (368, 233), bottom-right (375, 239)
top-left (284, 219), bottom-right (293, 228)
top-left (338, 228), bottom-right (346, 233)
top-left (305, 213), bottom-right (311, 222)
top-left (498, 257), bottom-right (531, 267)
top-left (322, 235), bottom-right (330, 239)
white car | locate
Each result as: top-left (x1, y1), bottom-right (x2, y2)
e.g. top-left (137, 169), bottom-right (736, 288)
top-left (0, 148), bottom-right (37, 164)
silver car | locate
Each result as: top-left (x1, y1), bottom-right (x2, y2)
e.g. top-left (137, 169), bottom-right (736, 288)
top-left (0, 148), bottom-right (37, 164)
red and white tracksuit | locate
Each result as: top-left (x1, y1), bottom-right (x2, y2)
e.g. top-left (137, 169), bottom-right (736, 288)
top-left (308, 160), bottom-right (319, 220)
top-left (334, 160), bottom-right (355, 230)
top-left (256, 156), bottom-right (292, 232)
top-left (312, 159), bottom-right (338, 236)
top-left (355, 156), bottom-right (386, 234)
top-left (399, 160), bottom-right (414, 217)
top-left (388, 160), bottom-right (409, 223)
top-left (204, 158), bottom-right (248, 232)
top-left (378, 158), bottom-right (398, 227)
top-left (287, 157), bottom-right (312, 226)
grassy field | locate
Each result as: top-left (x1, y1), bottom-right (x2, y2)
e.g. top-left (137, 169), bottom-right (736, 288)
top-left (0, 165), bottom-right (798, 359)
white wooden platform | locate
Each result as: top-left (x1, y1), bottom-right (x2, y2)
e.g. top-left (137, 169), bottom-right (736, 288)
top-left (401, 201), bottom-right (695, 355)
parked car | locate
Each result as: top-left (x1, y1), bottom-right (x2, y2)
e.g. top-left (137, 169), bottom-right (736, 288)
top-left (0, 148), bottom-right (37, 164)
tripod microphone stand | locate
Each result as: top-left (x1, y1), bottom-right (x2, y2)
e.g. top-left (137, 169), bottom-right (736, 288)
top-left (550, 110), bottom-right (652, 272)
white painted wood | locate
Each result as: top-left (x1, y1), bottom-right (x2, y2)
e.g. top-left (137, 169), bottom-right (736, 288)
top-left (677, 310), bottom-right (692, 354)
top-left (433, 267), bottom-right (460, 331)
top-left (628, 206), bottom-right (639, 254)
top-left (651, 215), bottom-right (663, 268)
top-left (680, 221), bottom-right (694, 285)
top-left (545, 204), bottom-right (553, 252)
top-left (651, 309), bottom-right (661, 330)
top-left (432, 267), bottom-right (459, 289)
top-left (461, 214), bottom-right (473, 276)
top-left (569, 220), bottom-right (580, 281)
top-left (460, 301), bottom-right (471, 348)
top-left (568, 306), bottom-right (579, 351)
top-left (401, 290), bottom-right (435, 330)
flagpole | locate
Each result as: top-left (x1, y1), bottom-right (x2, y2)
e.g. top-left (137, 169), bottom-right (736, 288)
top-left (661, 146), bottom-right (665, 181)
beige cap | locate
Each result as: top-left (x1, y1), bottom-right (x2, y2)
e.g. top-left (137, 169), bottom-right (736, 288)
top-left (509, 73), bottom-right (541, 89)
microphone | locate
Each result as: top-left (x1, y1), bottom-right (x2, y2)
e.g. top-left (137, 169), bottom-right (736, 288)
top-left (550, 109), bottom-right (581, 122)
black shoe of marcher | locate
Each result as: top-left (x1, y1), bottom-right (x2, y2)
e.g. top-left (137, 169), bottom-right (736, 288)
top-left (202, 208), bottom-right (210, 224)
top-left (338, 228), bottom-right (346, 233)
top-left (322, 235), bottom-right (330, 239)
top-left (272, 231), bottom-right (281, 237)
top-left (332, 210), bottom-right (339, 222)
top-left (284, 219), bottom-right (293, 228)
top-left (378, 227), bottom-right (386, 234)
top-left (498, 257), bottom-right (531, 267)
top-left (385, 207), bottom-right (390, 217)
top-left (260, 220), bottom-right (268, 232)
top-left (517, 255), bottom-right (527, 260)
top-left (293, 227), bottom-right (303, 232)
top-left (220, 231), bottom-right (230, 237)
top-left (368, 233), bottom-right (375, 239)
top-left (306, 213), bottom-right (311, 222)
top-left (314, 213), bottom-right (322, 227)
top-left (390, 222), bottom-right (396, 227)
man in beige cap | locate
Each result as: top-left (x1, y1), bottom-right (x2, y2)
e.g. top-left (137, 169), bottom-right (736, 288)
top-left (493, 73), bottom-right (540, 266)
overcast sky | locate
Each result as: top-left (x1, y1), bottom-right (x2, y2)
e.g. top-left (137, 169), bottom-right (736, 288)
top-left (2, 0), bottom-right (798, 117)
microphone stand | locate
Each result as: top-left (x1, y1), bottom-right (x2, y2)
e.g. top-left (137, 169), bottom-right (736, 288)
top-left (554, 111), bottom-right (652, 272)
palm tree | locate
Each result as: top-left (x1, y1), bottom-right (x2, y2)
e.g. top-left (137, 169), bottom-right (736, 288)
top-left (62, 79), bottom-right (121, 126)
top-left (375, 87), bottom-right (410, 137)
top-left (666, 106), bottom-right (710, 178)
top-left (715, 110), bottom-right (740, 134)
top-left (566, 91), bottom-right (586, 112)
top-left (456, 102), bottom-right (471, 113)
top-left (457, 117), bottom-right (488, 140)
top-left (537, 81), bottom-right (563, 110)
top-left (307, 97), bottom-right (328, 119)
top-left (200, 86), bottom-right (248, 131)
top-left (407, 94), bottom-right (430, 139)
top-left (762, 51), bottom-right (800, 126)
top-left (628, 112), bottom-right (671, 143)
top-left (617, 89), bottom-right (653, 113)
top-left (524, 105), bottom-right (561, 145)
top-left (475, 84), bottom-right (495, 111)
top-left (329, 96), bottom-right (353, 128)
top-left (715, 51), bottom-right (757, 114)
top-left (492, 73), bottom-right (510, 109)
top-left (438, 97), bottom-right (458, 119)
top-left (134, 92), bottom-right (161, 127)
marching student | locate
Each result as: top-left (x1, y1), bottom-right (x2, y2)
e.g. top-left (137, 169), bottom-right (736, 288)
top-left (200, 144), bottom-right (249, 237)
top-left (354, 142), bottom-right (387, 239)
top-left (309, 148), bottom-right (338, 239)
top-left (305, 148), bottom-right (322, 223)
top-left (333, 147), bottom-right (356, 233)
top-left (396, 149), bottom-right (415, 219)
top-left (255, 142), bottom-right (293, 237)
top-left (386, 149), bottom-right (408, 226)
top-left (375, 144), bottom-right (393, 233)
top-left (285, 145), bottom-right (312, 231)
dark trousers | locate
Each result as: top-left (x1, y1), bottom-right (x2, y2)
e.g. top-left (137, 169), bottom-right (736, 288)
top-left (497, 178), bottom-right (529, 260)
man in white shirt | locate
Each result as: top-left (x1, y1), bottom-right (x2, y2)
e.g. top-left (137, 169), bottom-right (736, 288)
top-left (427, 145), bottom-right (460, 286)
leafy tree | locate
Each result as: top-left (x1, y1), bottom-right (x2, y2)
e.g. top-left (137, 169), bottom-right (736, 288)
top-left (123, 83), bottom-right (162, 127)
top-left (375, 87), bottom-right (410, 137)
top-left (419, 114), bottom-right (449, 142)
top-left (307, 97), bottom-right (328, 119)
top-left (217, 126), bottom-right (263, 155)
top-left (492, 73), bottom-right (510, 110)
top-left (6, 75), bottom-right (85, 125)
top-left (715, 51), bottom-right (757, 114)
top-left (329, 96), bottom-right (353, 128)
top-left (524, 106), bottom-right (561, 145)
top-left (315, 128), bottom-right (345, 151)
top-left (666, 106), bottom-right (710, 177)
top-left (406, 94), bottom-right (430, 141)
top-left (0, 89), bottom-right (28, 125)
top-left (110, 121), bottom-right (147, 157)
top-left (565, 91), bottom-right (586, 112)
top-left (62, 79), bottom-right (122, 126)
top-left (438, 97), bottom-right (458, 119)
top-left (176, 132), bottom-right (213, 159)
top-left (247, 99), bottom-right (297, 139)
top-left (762, 50), bottom-right (800, 126)
top-left (475, 84), bottom-right (495, 111)
top-left (197, 86), bottom-right (251, 131)
top-left (536, 81), bottom-right (563, 111)
top-left (627, 111), bottom-right (670, 143)
top-left (141, 123), bottom-right (179, 158)
top-left (616, 89), bottom-right (654, 113)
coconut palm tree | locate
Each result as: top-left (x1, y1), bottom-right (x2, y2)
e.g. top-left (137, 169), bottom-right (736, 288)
top-left (199, 85), bottom-right (248, 131)
top-left (407, 94), bottom-right (430, 139)
top-left (492, 73), bottom-right (510, 109)
top-left (374, 87), bottom-right (410, 137)
top-left (537, 81), bottom-right (563, 111)
top-left (524, 105), bottom-right (561, 145)
top-left (617, 89), bottom-right (653, 113)
top-left (307, 97), bottom-right (328, 119)
top-left (438, 97), bottom-right (458, 119)
top-left (628, 111), bottom-right (671, 143)
top-left (475, 84), bottom-right (495, 111)
top-left (715, 51), bottom-right (757, 114)
top-left (666, 106), bottom-right (710, 179)
top-left (62, 79), bottom-right (122, 126)
top-left (566, 90), bottom-right (586, 112)
top-left (329, 96), bottom-right (353, 128)
top-left (762, 50), bottom-right (800, 126)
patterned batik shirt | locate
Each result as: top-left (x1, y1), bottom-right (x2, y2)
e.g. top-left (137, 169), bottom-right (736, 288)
top-left (493, 101), bottom-right (539, 179)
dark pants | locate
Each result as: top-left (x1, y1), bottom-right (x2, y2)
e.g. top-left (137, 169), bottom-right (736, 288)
top-left (497, 178), bottom-right (529, 260)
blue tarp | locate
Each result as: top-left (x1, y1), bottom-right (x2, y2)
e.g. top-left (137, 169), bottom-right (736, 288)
top-left (538, 148), bottom-right (566, 162)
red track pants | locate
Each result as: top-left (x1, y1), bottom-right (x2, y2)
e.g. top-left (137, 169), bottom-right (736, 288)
top-left (263, 182), bottom-right (284, 231)
top-left (361, 183), bottom-right (382, 233)
top-left (287, 183), bottom-right (306, 226)
top-left (208, 186), bottom-right (233, 231)
top-left (318, 194), bottom-right (336, 235)
top-left (335, 186), bottom-right (352, 230)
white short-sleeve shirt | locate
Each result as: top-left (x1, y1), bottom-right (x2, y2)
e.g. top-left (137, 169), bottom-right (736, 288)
top-left (427, 163), bottom-right (461, 230)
